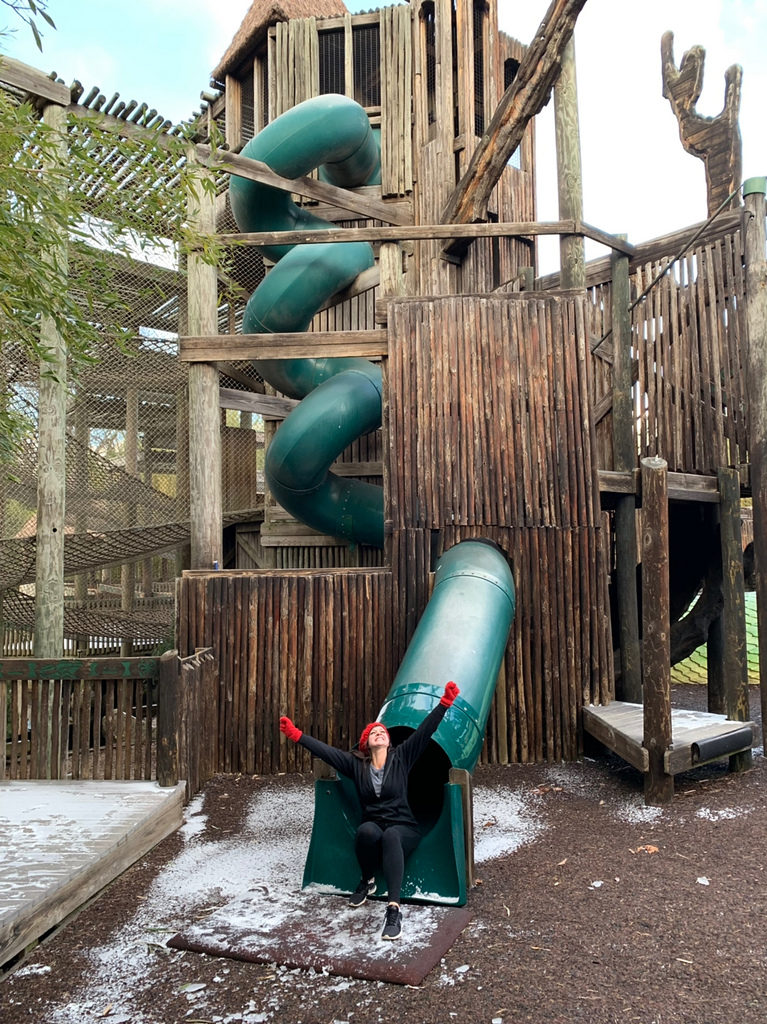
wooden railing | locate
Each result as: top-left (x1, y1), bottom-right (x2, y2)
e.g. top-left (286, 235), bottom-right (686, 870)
top-left (0, 649), bottom-right (217, 797)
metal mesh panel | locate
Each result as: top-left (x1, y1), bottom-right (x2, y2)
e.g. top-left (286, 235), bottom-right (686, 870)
top-left (353, 23), bottom-right (381, 107)
top-left (473, 0), bottom-right (486, 137)
top-left (241, 69), bottom-right (255, 142)
top-left (422, 3), bottom-right (437, 127)
top-left (319, 28), bottom-right (346, 95)
top-left (1, 93), bottom-right (266, 651)
top-left (504, 57), bottom-right (521, 170)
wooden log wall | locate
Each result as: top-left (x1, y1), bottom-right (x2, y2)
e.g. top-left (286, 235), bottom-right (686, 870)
top-left (387, 294), bottom-right (601, 530)
top-left (410, 2), bottom-right (536, 296)
top-left (387, 294), bottom-right (613, 761)
top-left (380, 4), bottom-right (414, 197)
top-left (587, 223), bottom-right (748, 475)
top-left (176, 568), bottom-right (395, 775)
top-left (270, 17), bottom-right (320, 117)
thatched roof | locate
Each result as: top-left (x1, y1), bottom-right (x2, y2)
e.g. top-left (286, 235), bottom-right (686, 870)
top-left (212, 0), bottom-right (350, 81)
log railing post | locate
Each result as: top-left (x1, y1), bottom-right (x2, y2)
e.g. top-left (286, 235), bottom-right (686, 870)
top-left (743, 177), bottom-right (767, 743)
top-left (641, 456), bottom-right (674, 805)
top-left (717, 467), bottom-right (752, 771)
top-left (186, 153), bottom-right (223, 570)
top-left (554, 35), bottom-right (585, 290)
top-left (156, 650), bottom-right (179, 787)
top-left (34, 101), bottom-right (68, 659)
top-left (611, 243), bottom-right (641, 702)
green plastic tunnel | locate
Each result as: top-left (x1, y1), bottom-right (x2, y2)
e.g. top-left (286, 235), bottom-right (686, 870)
top-left (228, 94), bottom-right (384, 547)
top-left (302, 539), bottom-right (516, 905)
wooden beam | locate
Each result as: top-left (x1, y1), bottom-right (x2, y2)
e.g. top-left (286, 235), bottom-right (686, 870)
top-left (219, 388), bottom-right (298, 419)
top-left (0, 56), bottom-right (70, 105)
top-left (317, 265), bottom-right (380, 311)
top-left (582, 703), bottom-right (649, 773)
top-left (537, 210), bottom-right (744, 291)
top-left (194, 145), bottom-right (412, 227)
top-left (180, 330), bottom-right (388, 363)
top-left (598, 470), bottom-right (721, 503)
top-left (214, 220), bottom-right (636, 252)
top-left (440, 0), bottom-right (588, 254)
top-left (641, 457), bottom-right (674, 805)
top-left (0, 657), bottom-right (161, 680)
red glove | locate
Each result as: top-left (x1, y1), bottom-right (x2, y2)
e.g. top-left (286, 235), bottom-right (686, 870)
top-left (280, 716), bottom-right (302, 742)
top-left (440, 681), bottom-right (460, 707)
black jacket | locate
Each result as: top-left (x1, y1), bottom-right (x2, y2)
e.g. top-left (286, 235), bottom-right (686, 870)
top-left (298, 703), bottom-right (448, 830)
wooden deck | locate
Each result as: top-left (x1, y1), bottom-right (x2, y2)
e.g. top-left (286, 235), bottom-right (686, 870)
top-left (0, 779), bottom-right (186, 969)
top-left (583, 701), bottom-right (755, 775)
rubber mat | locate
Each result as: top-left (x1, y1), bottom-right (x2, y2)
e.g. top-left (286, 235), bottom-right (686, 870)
top-left (167, 891), bottom-right (472, 986)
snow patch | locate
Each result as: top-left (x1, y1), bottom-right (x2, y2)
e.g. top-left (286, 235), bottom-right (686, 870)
top-left (473, 784), bottom-right (545, 863)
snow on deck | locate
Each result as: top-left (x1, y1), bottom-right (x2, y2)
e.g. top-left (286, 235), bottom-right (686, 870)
top-left (0, 779), bottom-right (186, 969)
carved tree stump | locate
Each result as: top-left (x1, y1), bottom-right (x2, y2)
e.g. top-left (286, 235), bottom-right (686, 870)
top-left (661, 31), bottom-right (742, 217)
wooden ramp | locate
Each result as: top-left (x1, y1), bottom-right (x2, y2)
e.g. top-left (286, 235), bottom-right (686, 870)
top-left (583, 701), bottom-right (755, 775)
top-left (0, 779), bottom-right (186, 969)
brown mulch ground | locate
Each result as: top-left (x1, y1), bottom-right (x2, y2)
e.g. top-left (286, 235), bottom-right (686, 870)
top-left (2, 684), bottom-right (766, 1024)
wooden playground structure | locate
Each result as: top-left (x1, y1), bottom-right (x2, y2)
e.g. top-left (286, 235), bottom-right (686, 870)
top-left (176, 0), bottom-right (767, 806)
top-left (2, 0), bottom-right (767, 823)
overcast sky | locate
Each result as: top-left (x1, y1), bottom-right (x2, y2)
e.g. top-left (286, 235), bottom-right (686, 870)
top-left (2, 0), bottom-right (765, 272)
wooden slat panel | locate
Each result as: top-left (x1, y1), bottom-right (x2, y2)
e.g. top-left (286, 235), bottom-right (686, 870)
top-left (176, 569), bottom-right (394, 775)
top-left (589, 226), bottom-right (747, 476)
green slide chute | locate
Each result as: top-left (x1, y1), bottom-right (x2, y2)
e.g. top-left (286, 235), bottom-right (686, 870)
top-left (229, 94), bottom-right (384, 547)
top-left (302, 539), bottom-right (517, 905)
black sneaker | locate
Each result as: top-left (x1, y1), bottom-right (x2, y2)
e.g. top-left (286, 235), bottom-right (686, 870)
top-left (381, 904), bottom-right (402, 940)
top-left (349, 877), bottom-right (376, 907)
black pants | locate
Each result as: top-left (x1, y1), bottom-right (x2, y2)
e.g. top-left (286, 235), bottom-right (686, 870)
top-left (354, 821), bottom-right (421, 904)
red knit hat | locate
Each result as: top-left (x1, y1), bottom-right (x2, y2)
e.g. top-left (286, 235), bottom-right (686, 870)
top-left (359, 721), bottom-right (389, 752)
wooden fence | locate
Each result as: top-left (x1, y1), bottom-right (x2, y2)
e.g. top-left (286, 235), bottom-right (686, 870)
top-left (584, 216), bottom-right (749, 476)
top-left (176, 568), bottom-right (396, 776)
top-left (0, 650), bottom-right (216, 796)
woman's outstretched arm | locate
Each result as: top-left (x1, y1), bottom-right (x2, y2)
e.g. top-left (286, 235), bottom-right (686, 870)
top-left (279, 716), bottom-right (358, 777)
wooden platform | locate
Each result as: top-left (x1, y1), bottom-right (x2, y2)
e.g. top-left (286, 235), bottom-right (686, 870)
top-left (583, 701), bottom-right (755, 775)
top-left (0, 779), bottom-right (186, 969)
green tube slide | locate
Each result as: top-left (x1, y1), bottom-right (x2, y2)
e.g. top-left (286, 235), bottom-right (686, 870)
top-left (229, 94), bottom-right (384, 547)
top-left (378, 538), bottom-right (516, 770)
top-left (302, 540), bottom-right (516, 905)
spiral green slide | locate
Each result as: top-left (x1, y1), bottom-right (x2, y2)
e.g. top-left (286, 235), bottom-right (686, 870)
top-left (229, 94), bottom-right (385, 547)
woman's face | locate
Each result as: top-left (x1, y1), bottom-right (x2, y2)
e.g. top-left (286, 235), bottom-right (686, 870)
top-left (368, 725), bottom-right (390, 750)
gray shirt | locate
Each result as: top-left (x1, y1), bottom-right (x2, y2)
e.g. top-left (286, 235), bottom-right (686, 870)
top-left (369, 763), bottom-right (385, 797)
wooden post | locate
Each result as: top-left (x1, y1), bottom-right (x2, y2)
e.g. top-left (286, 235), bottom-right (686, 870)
top-left (718, 468), bottom-right (752, 770)
top-left (706, 611), bottom-right (725, 714)
top-left (156, 649), bottom-right (179, 787)
top-left (449, 766), bottom-right (474, 889)
top-left (121, 387), bottom-right (138, 657)
top-left (611, 244), bottom-right (641, 702)
top-left (641, 456), bottom-right (674, 805)
top-left (380, 242), bottom-right (406, 570)
top-left (554, 35), bottom-right (585, 290)
top-left (73, 392), bottom-right (90, 654)
top-left (34, 102), bottom-right (68, 659)
top-left (743, 178), bottom-right (767, 746)
top-left (186, 155), bottom-right (223, 570)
